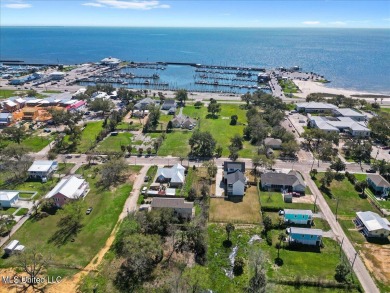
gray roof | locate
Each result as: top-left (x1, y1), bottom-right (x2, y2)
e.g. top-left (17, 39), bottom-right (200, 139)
top-left (226, 170), bottom-right (245, 185)
top-left (156, 163), bottom-right (185, 184)
top-left (289, 227), bottom-right (323, 236)
top-left (264, 137), bottom-right (282, 146)
top-left (367, 174), bottom-right (390, 188)
top-left (333, 108), bottom-right (366, 117)
top-left (261, 170), bottom-right (305, 187)
top-left (296, 102), bottom-right (338, 110)
top-left (0, 113), bottom-right (12, 119)
top-left (284, 209), bottom-right (313, 216)
top-left (163, 99), bottom-right (176, 106)
top-left (151, 198), bottom-right (193, 209)
top-left (356, 211), bottom-right (390, 232)
top-left (224, 161), bottom-right (245, 173)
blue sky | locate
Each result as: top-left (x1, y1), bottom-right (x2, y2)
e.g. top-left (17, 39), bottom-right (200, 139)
top-left (1, 0), bottom-right (389, 27)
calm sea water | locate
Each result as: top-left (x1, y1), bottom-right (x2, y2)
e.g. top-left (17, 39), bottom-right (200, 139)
top-left (1, 27), bottom-right (389, 93)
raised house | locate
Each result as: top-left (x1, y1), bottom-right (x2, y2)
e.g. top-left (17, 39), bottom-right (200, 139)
top-left (261, 170), bottom-right (306, 193)
top-left (355, 211), bottom-right (390, 238)
top-left (151, 198), bottom-right (194, 219)
top-left (284, 209), bottom-right (313, 225)
top-left (287, 227), bottom-right (323, 246)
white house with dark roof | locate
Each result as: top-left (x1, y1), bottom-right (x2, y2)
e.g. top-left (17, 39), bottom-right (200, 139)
top-left (151, 198), bottom-right (194, 219)
top-left (45, 175), bottom-right (89, 207)
top-left (355, 211), bottom-right (390, 238)
top-left (0, 191), bottom-right (20, 208)
top-left (223, 161), bottom-right (246, 197)
top-left (28, 160), bottom-right (58, 181)
top-left (156, 164), bottom-right (186, 187)
top-left (261, 170), bottom-right (306, 193)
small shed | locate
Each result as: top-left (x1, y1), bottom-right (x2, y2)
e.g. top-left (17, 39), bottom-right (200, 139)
top-left (283, 193), bottom-right (293, 203)
top-left (4, 240), bottom-right (19, 255)
top-left (0, 191), bottom-right (20, 208)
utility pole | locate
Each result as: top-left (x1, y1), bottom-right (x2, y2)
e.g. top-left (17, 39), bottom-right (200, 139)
top-left (351, 251), bottom-right (358, 269)
top-left (339, 237), bottom-right (344, 258)
top-left (335, 198), bottom-right (339, 222)
top-left (313, 193), bottom-right (318, 213)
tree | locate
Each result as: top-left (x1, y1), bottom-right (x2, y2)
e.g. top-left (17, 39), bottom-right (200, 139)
top-left (369, 112), bottom-right (390, 143)
top-left (233, 256), bottom-right (245, 276)
top-left (309, 168), bottom-right (318, 179)
top-left (207, 99), bottom-right (221, 118)
top-left (215, 145), bottom-right (223, 157)
top-left (248, 249), bottom-right (267, 293)
top-left (228, 145), bottom-right (239, 161)
top-left (335, 262), bottom-right (350, 283)
top-left (2, 126), bottom-right (26, 144)
top-left (281, 140), bottom-right (300, 157)
top-left (167, 120), bottom-right (173, 132)
top-left (88, 98), bottom-right (114, 117)
top-left (100, 158), bottom-right (129, 188)
top-left (225, 223), bottom-right (235, 241)
top-left (241, 92), bottom-right (252, 107)
top-left (230, 115), bottom-right (238, 125)
top-left (356, 180), bottom-right (368, 196)
top-left (15, 248), bottom-right (51, 292)
top-left (189, 131), bottom-right (216, 157)
top-left (175, 89), bottom-right (188, 105)
top-left (330, 158), bottom-right (346, 173)
top-left (263, 216), bottom-right (272, 232)
top-left (194, 101), bottom-right (203, 108)
top-left (320, 169), bottom-right (335, 188)
top-left (230, 134), bottom-right (243, 150)
top-left (203, 160), bottom-right (218, 182)
top-left (276, 232), bottom-right (285, 259)
top-left (187, 187), bottom-right (197, 201)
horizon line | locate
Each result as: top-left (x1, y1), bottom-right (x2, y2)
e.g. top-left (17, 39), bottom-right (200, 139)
top-left (1, 25), bottom-right (390, 29)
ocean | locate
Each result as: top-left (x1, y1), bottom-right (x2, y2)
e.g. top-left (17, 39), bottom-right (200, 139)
top-left (1, 27), bottom-right (389, 93)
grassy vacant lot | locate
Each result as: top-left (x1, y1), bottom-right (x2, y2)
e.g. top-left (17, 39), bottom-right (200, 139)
top-left (77, 121), bottom-right (104, 153)
top-left (0, 89), bottom-right (20, 100)
top-left (0, 165), bottom-right (140, 272)
top-left (209, 185), bottom-right (261, 224)
top-left (116, 121), bottom-right (142, 131)
top-left (95, 132), bottom-right (133, 153)
top-left (157, 131), bottom-right (192, 156)
top-left (189, 224), bottom-right (360, 292)
top-left (181, 104), bottom-right (256, 157)
top-left (314, 173), bottom-right (376, 218)
top-left (1, 133), bottom-right (53, 153)
top-left (260, 191), bottom-right (314, 211)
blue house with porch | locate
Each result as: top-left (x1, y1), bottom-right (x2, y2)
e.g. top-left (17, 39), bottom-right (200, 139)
top-left (284, 209), bottom-right (313, 225)
top-left (287, 227), bottom-right (323, 246)
top-left (367, 174), bottom-right (390, 197)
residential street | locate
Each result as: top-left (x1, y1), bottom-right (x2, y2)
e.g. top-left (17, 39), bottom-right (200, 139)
top-left (303, 173), bottom-right (379, 293)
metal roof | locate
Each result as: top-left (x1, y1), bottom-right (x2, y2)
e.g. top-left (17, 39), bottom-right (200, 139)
top-left (45, 175), bottom-right (86, 199)
top-left (284, 209), bottom-right (313, 216)
top-left (0, 191), bottom-right (19, 201)
top-left (151, 198), bottom-right (193, 209)
top-left (289, 227), bottom-right (323, 236)
top-left (356, 211), bottom-right (390, 232)
top-left (367, 174), bottom-right (390, 188)
top-left (28, 161), bottom-right (57, 173)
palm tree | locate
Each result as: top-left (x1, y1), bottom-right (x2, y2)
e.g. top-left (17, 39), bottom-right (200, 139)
top-left (226, 223), bottom-right (235, 241)
top-left (277, 232), bottom-right (286, 259)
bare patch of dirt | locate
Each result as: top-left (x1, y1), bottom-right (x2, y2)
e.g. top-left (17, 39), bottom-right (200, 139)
top-left (360, 242), bottom-right (390, 286)
top-left (293, 195), bottom-right (314, 204)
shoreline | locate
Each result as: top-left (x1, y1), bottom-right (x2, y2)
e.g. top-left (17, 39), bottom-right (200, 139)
top-left (293, 80), bottom-right (390, 101)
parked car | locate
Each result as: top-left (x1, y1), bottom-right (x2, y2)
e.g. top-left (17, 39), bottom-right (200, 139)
top-left (86, 207), bottom-right (93, 215)
top-left (43, 128), bottom-right (51, 133)
top-left (366, 169), bottom-right (376, 173)
top-left (141, 187), bottom-right (147, 194)
top-left (144, 176), bottom-right (149, 182)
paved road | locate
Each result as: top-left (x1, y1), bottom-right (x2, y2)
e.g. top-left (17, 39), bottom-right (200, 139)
top-left (303, 173), bottom-right (379, 293)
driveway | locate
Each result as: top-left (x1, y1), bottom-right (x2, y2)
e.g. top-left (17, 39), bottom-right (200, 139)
top-left (215, 168), bottom-right (225, 197)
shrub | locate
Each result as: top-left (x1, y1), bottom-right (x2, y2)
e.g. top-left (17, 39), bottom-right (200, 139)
top-left (266, 233), bottom-right (273, 246)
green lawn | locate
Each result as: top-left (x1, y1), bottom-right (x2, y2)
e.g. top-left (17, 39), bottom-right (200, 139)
top-left (260, 191), bottom-right (315, 211)
top-left (42, 90), bottom-right (63, 94)
top-left (0, 165), bottom-right (138, 271)
top-left (1, 134), bottom-right (53, 153)
top-left (77, 121), bottom-right (104, 153)
top-left (15, 208), bottom-right (29, 216)
top-left (95, 132), bottom-right (133, 153)
top-left (157, 131), bottom-right (192, 156)
top-left (181, 104), bottom-right (256, 157)
top-left (279, 79), bottom-right (299, 94)
top-left (57, 163), bottom-right (76, 175)
top-left (0, 89), bottom-right (20, 100)
top-left (0, 207), bottom-right (18, 215)
top-left (380, 107), bottom-right (390, 114)
top-left (3, 178), bottom-right (59, 199)
top-left (116, 122), bottom-right (142, 131)
top-left (314, 174), bottom-right (376, 218)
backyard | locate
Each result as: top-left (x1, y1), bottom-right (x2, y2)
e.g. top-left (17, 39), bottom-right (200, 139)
top-left (209, 185), bottom-right (261, 224)
top-left (259, 191), bottom-right (315, 211)
top-left (76, 121), bottom-right (104, 153)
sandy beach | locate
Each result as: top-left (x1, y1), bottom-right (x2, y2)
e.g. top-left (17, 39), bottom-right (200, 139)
top-left (293, 80), bottom-right (390, 104)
